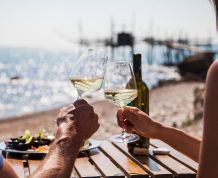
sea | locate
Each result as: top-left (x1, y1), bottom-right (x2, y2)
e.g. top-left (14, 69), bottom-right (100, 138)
top-left (0, 45), bottom-right (216, 119)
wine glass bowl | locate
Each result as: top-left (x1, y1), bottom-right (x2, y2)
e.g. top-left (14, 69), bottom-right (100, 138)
top-left (69, 49), bottom-right (107, 97)
top-left (104, 61), bottom-right (139, 143)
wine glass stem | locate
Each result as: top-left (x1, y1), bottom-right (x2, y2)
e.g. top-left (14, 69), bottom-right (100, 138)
top-left (119, 105), bottom-right (128, 140)
top-left (122, 129), bottom-right (127, 139)
top-left (76, 90), bottom-right (82, 100)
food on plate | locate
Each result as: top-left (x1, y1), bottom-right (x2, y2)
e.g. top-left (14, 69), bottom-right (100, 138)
top-left (4, 129), bottom-right (91, 152)
top-left (4, 130), bottom-right (54, 152)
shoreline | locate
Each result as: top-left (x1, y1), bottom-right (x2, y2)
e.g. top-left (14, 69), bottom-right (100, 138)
top-left (0, 80), bottom-right (204, 141)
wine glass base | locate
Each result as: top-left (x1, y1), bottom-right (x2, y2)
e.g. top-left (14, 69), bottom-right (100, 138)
top-left (110, 133), bottom-right (139, 143)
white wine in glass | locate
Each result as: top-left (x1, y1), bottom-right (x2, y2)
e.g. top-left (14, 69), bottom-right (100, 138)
top-left (69, 49), bottom-right (107, 98)
top-left (104, 89), bottom-right (138, 106)
top-left (70, 77), bottom-right (104, 94)
top-left (104, 61), bottom-right (139, 143)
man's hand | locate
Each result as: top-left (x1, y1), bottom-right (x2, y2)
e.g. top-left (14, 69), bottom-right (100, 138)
top-left (117, 106), bottom-right (162, 139)
top-left (56, 99), bottom-right (100, 147)
top-left (30, 99), bottom-right (100, 178)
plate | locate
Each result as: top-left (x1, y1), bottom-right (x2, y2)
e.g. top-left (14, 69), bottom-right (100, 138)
top-left (0, 139), bottom-right (100, 155)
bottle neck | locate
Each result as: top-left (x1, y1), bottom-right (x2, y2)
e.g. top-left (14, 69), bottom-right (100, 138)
top-left (134, 68), bottom-right (142, 81)
top-left (133, 54), bottom-right (142, 81)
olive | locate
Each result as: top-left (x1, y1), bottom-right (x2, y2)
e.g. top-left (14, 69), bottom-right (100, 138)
top-left (15, 143), bottom-right (30, 151)
top-left (32, 140), bottom-right (40, 148)
top-left (40, 139), bottom-right (51, 146)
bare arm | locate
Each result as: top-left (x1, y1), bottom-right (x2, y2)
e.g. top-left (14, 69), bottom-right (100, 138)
top-left (197, 61), bottom-right (218, 178)
top-left (158, 125), bottom-right (201, 162)
top-left (118, 107), bottom-right (201, 162)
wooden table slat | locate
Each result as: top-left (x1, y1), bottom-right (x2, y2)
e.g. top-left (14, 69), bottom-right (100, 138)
top-left (149, 145), bottom-right (196, 178)
top-left (89, 148), bottom-right (125, 178)
top-left (113, 142), bottom-right (174, 178)
top-left (28, 159), bottom-right (77, 178)
top-left (100, 141), bottom-right (149, 178)
top-left (150, 139), bottom-right (198, 172)
top-left (74, 157), bottom-right (101, 178)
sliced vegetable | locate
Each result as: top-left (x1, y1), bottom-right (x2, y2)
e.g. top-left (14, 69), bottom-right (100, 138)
top-left (37, 129), bottom-right (46, 139)
top-left (26, 136), bottom-right (33, 144)
top-left (21, 130), bottom-right (31, 141)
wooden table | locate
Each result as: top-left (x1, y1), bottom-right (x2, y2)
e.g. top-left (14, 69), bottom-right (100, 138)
top-left (3, 139), bottom-right (198, 178)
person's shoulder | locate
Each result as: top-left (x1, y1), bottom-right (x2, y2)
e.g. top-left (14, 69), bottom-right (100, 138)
top-left (211, 60), bottom-right (218, 69)
top-left (211, 60), bottom-right (218, 67)
top-left (208, 60), bottom-right (218, 77)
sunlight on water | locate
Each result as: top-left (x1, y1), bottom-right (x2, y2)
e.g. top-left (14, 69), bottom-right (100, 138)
top-left (0, 47), bottom-right (181, 118)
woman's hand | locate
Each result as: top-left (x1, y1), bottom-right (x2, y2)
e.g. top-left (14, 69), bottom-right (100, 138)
top-left (117, 106), bottom-right (162, 139)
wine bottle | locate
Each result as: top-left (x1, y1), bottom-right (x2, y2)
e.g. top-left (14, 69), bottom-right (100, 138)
top-left (127, 54), bottom-right (149, 155)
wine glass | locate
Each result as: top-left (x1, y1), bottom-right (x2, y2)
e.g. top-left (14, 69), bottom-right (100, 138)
top-left (69, 49), bottom-right (107, 98)
top-left (104, 61), bottom-right (139, 143)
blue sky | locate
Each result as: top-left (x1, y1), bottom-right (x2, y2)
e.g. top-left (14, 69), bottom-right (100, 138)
top-left (0, 0), bottom-right (216, 49)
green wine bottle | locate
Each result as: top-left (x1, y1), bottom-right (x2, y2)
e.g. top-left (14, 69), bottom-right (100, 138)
top-left (127, 54), bottom-right (149, 155)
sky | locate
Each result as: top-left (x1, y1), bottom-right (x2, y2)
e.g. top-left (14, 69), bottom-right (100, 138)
top-left (0, 0), bottom-right (216, 50)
